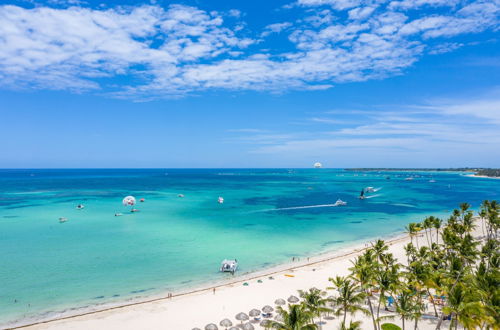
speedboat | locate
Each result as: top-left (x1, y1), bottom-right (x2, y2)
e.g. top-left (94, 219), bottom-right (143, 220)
top-left (429, 179), bottom-right (436, 183)
top-left (131, 208), bottom-right (139, 213)
top-left (218, 197), bottom-right (224, 204)
top-left (220, 259), bottom-right (238, 274)
top-left (114, 213), bottom-right (123, 217)
top-left (405, 177), bottom-right (414, 181)
top-left (334, 199), bottom-right (347, 206)
top-left (178, 194), bottom-right (185, 198)
top-left (59, 217), bottom-right (68, 223)
top-left (140, 198), bottom-right (145, 202)
top-left (76, 204), bottom-right (84, 210)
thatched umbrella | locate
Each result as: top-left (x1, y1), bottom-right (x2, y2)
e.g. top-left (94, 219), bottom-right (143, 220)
top-left (242, 322), bottom-right (255, 330)
top-left (274, 298), bottom-right (286, 306)
top-left (260, 319), bottom-right (271, 328)
top-left (262, 305), bottom-right (274, 313)
top-left (228, 327), bottom-right (239, 330)
top-left (235, 312), bottom-right (249, 324)
top-left (249, 308), bottom-right (261, 318)
top-left (205, 324), bottom-right (218, 330)
top-left (219, 318), bottom-right (232, 329)
top-left (192, 328), bottom-right (202, 330)
top-left (274, 314), bottom-right (284, 322)
top-left (287, 295), bottom-right (299, 303)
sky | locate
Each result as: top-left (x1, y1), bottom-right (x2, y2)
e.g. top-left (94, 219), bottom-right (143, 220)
top-left (0, 0), bottom-right (499, 168)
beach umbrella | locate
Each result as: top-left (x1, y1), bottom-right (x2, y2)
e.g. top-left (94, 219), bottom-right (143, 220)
top-left (192, 328), bottom-right (201, 330)
top-left (122, 196), bottom-right (136, 206)
top-left (205, 324), bottom-right (218, 330)
top-left (262, 305), bottom-right (274, 313)
top-left (228, 327), bottom-right (239, 330)
top-left (287, 295), bottom-right (299, 303)
top-left (274, 314), bottom-right (284, 322)
top-left (235, 312), bottom-right (249, 324)
top-left (260, 319), bottom-right (271, 327)
top-left (249, 309), bottom-right (260, 317)
top-left (274, 298), bottom-right (286, 306)
top-left (242, 322), bottom-right (255, 330)
top-left (219, 319), bottom-right (232, 329)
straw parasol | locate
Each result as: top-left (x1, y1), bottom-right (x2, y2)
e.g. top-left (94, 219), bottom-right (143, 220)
top-left (228, 327), bottom-right (239, 330)
top-left (274, 298), bottom-right (286, 306)
top-left (219, 319), bottom-right (232, 329)
top-left (260, 319), bottom-right (271, 327)
top-left (235, 312), bottom-right (249, 324)
top-left (274, 314), bottom-right (284, 322)
top-left (242, 322), bottom-right (255, 330)
top-left (205, 324), bottom-right (218, 330)
top-left (192, 328), bottom-right (202, 330)
top-left (262, 305), bottom-right (274, 313)
top-left (249, 309), bottom-right (261, 317)
top-left (287, 295), bottom-right (299, 303)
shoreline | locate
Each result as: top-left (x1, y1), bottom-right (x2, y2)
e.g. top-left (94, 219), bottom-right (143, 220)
top-left (465, 174), bottom-right (500, 179)
top-left (6, 230), bottom-right (411, 329)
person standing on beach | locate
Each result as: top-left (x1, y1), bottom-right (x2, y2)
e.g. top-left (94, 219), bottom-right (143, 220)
top-left (213, 287), bottom-right (215, 295)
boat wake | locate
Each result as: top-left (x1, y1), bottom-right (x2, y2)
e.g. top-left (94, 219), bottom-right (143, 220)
top-left (257, 203), bottom-right (345, 212)
top-left (372, 187), bottom-right (383, 192)
top-left (364, 194), bottom-right (382, 199)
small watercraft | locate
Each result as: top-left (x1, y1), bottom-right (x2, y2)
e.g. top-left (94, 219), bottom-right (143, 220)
top-left (59, 217), bottom-right (68, 223)
top-left (218, 196), bottom-right (224, 204)
top-left (386, 176), bottom-right (391, 180)
top-left (333, 199), bottom-right (347, 206)
top-left (140, 198), bottom-right (145, 202)
top-left (76, 204), bottom-right (84, 210)
top-left (220, 259), bottom-right (238, 274)
top-left (405, 177), bottom-right (414, 181)
top-left (131, 208), bottom-right (139, 213)
top-left (364, 187), bottom-right (375, 193)
top-left (114, 213), bottom-right (123, 217)
top-left (178, 194), bottom-right (185, 198)
top-left (359, 189), bottom-right (365, 200)
top-left (429, 179), bottom-right (436, 183)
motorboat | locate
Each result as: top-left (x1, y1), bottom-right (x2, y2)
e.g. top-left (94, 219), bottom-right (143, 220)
top-left (114, 213), bottom-right (123, 217)
top-left (76, 204), bottom-right (84, 210)
top-left (178, 194), bottom-right (185, 198)
top-left (218, 196), bottom-right (224, 204)
top-left (333, 199), bottom-right (347, 206)
top-left (429, 179), bottom-right (436, 183)
top-left (405, 177), bottom-right (414, 181)
top-left (59, 217), bottom-right (68, 223)
top-left (220, 259), bottom-right (238, 274)
top-left (131, 208), bottom-right (139, 212)
top-left (314, 162), bottom-right (322, 168)
top-left (140, 198), bottom-right (145, 202)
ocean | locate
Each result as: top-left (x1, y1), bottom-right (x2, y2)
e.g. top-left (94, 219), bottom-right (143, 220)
top-left (0, 169), bottom-right (498, 326)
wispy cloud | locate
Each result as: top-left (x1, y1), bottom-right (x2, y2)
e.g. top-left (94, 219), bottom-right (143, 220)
top-left (0, 0), bottom-right (498, 98)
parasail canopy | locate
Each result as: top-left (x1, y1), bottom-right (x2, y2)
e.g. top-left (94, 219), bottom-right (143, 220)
top-left (122, 196), bottom-right (136, 206)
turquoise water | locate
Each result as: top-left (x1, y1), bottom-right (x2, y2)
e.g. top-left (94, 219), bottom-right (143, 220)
top-left (1, 169), bottom-right (499, 326)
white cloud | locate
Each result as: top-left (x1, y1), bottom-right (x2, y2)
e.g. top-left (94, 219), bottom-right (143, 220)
top-left (261, 22), bottom-right (292, 37)
top-left (389, 0), bottom-right (461, 10)
top-left (0, 1), bottom-right (498, 98)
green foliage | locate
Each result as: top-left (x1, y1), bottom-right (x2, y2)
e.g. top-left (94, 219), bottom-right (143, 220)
top-left (380, 323), bottom-right (402, 330)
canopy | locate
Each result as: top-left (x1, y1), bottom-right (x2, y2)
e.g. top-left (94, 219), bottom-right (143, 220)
top-left (122, 196), bottom-right (136, 206)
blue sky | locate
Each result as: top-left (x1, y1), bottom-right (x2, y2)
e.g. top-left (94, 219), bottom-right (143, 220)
top-left (0, 0), bottom-right (499, 168)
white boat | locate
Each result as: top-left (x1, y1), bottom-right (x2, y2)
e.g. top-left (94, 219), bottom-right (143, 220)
top-left (314, 162), bottom-right (322, 168)
top-left (218, 196), bottom-right (224, 204)
top-left (76, 204), bottom-right (84, 210)
top-left (405, 177), bottom-right (414, 181)
top-left (364, 187), bottom-right (375, 193)
top-left (59, 217), bottom-right (68, 223)
top-left (333, 199), bottom-right (347, 206)
top-left (429, 179), bottom-right (436, 183)
top-left (220, 259), bottom-right (238, 274)
top-left (178, 194), bottom-right (185, 198)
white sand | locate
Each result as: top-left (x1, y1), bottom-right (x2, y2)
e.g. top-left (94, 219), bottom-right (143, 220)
top-left (17, 220), bottom-right (486, 330)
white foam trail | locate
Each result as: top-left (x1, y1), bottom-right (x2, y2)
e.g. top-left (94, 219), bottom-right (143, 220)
top-left (373, 187), bottom-right (383, 192)
top-left (258, 203), bottom-right (343, 212)
top-left (364, 194), bottom-right (382, 199)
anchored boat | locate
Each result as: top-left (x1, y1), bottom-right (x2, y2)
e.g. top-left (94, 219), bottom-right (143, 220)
top-left (220, 259), bottom-right (238, 274)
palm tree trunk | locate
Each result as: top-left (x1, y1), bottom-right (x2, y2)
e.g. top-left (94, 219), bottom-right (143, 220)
top-left (426, 288), bottom-right (438, 317)
top-left (402, 317), bottom-right (405, 330)
top-left (343, 305), bottom-right (347, 326)
top-left (376, 289), bottom-right (385, 329)
top-left (365, 290), bottom-right (377, 330)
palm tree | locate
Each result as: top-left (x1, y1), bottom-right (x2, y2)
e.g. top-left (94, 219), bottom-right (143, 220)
top-left (328, 276), bottom-right (368, 327)
top-left (270, 304), bottom-right (318, 330)
top-left (298, 287), bottom-right (332, 328)
top-left (339, 320), bottom-right (362, 330)
top-left (393, 289), bottom-right (419, 330)
top-left (350, 251), bottom-right (378, 330)
top-left (432, 217), bottom-right (442, 245)
top-left (442, 282), bottom-right (484, 330)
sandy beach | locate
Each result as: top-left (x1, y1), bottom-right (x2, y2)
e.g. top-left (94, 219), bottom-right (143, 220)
top-left (11, 218), bottom-right (487, 330)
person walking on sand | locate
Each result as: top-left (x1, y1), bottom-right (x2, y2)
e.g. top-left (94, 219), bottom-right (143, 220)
top-left (213, 287), bottom-right (216, 295)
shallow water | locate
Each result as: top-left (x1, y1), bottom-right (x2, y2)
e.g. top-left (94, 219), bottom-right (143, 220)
top-left (0, 169), bottom-right (498, 326)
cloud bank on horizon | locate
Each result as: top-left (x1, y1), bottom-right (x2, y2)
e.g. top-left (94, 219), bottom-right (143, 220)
top-left (0, 0), bottom-right (499, 98)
